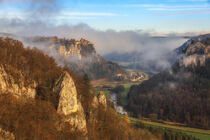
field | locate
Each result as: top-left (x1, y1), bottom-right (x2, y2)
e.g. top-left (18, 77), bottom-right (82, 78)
top-left (128, 117), bottom-right (210, 140)
top-left (118, 83), bottom-right (139, 105)
top-left (118, 61), bottom-right (142, 68)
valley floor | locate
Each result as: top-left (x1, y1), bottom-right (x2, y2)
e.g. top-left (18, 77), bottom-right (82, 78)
top-left (91, 68), bottom-right (210, 140)
top-left (128, 116), bottom-right (210, 140)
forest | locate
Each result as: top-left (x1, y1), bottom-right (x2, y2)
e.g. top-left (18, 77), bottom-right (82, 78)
top-left (127, 38), bottom-right (210, 129)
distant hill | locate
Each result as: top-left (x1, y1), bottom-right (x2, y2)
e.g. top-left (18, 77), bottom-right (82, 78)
top-left (127, 34), bottom-right (210, 129)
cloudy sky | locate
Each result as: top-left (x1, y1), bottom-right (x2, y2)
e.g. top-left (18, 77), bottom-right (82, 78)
top-left (0, 0), bottom-right (210, 33)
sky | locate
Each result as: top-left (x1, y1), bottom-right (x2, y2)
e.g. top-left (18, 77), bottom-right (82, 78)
top-left (0, 0), bottom-right (210, 33)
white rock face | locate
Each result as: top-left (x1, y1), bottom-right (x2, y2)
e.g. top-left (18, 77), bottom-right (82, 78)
top-left (53, 71), bottom-right (87, 134)
top-left (0, 65), bottom-right (36, 98)
top-left (58, 44), bottom-right (83, 60)
top-left (56, 39), bottom-right (96, 61)
top-left (182, 55), bottom-right (207, 67)
top-left (179, 42), bottom-right (210, 67)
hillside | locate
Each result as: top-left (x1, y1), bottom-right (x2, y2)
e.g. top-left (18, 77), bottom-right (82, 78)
top-left (0, 37), bottom-right (159, 140)
top-left (24, 36), bottom-right (126, 80)
top-left (127, 35), bottom-right (210, 129)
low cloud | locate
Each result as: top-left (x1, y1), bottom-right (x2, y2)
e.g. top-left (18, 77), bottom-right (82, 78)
top-left (0, 18), bottom-right (189, 72)
top-left (0, 18), bottom-right (187, 54)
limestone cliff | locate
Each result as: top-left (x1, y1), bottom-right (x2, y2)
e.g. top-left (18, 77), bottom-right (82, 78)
top-left (0, 65), bottom-right (36, 98)
top-left (98, 91), bottom-right (107, 108)
top-left (25, 36), bottom-right (126, 80)
top-left (57, 38), bottom-right (96, 60)
top-left (0, 64), bottom-right (88, 135)
top-left (53, 71), bottom-right (87, 134)
top-left (179, 42), bottom-right (210, 67)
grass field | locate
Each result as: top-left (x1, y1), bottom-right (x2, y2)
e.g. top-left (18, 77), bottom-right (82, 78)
top-left (128, 117), bottom-right (210, 140)
top-left (118, 61), bottom-right (142, 68)
top-left (119, 83), bottom-right (139, 105)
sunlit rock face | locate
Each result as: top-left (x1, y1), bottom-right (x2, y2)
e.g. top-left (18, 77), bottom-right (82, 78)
top-left (179, 42), bottom-right (210, 67)
top-left (53, 71), bottom-right (87, 135)
top-left (57, 38), bottom-right (96, 60)
top-left (98, 91), bottom-right (107, 109)
top-left (0, 65), bottom-right (36, 98)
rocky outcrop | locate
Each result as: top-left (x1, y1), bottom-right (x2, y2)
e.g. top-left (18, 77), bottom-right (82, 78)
top-left (57, 38), bottom-right (96, 60)
top-left (25, 36), bottom-right (126, 80)
top-left (179, 42), bottom-right (210, 67)
top-left (98, 92), bottom-right (107, 108)
top-left (0, 65), bottom-right (36, 98)
top-left (89, 92), bottom-right (107, 126)
top-left (91, 95), bottom-right (99, 109)
top-left (53, 71), bottom-right (87, 135)
top-left (0, 128), bottom-right (15, 140)
top-left (91, 92), bottom-right (107, 109)
top-left (0, 65), bottom-right (88, 135)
